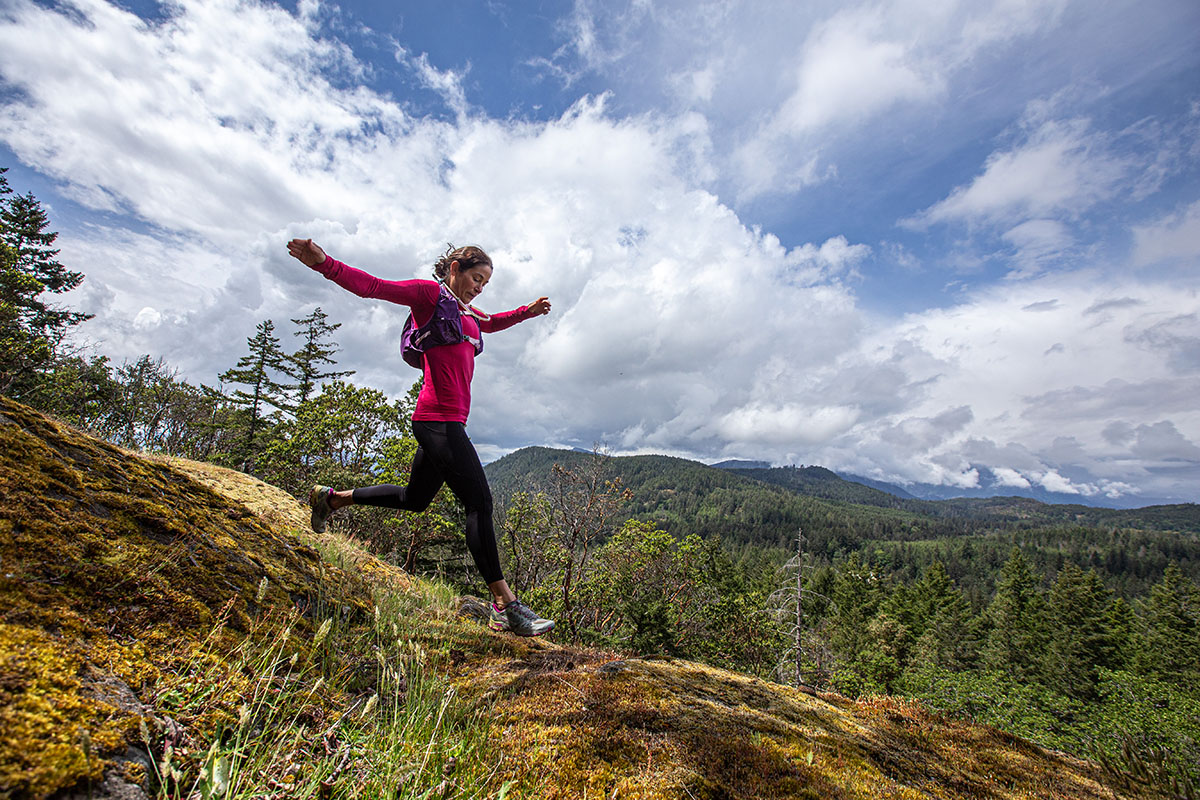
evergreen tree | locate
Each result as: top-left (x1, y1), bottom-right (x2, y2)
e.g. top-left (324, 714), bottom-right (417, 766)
top-left (219, 319), bottom-right (293, 462)
top-left (827, 553), bottom-right (891, 694)
top-left (1046, 563), bottom-right (1112, 699)
top-left (0, 170), bottom-right (92, 398)
top-left (288, 307), bottom-right (354, 408)
top-left (1104, 595), bottom-right (1138, 671)
top-left (1138, 563), bottom-right (1200, 685)
top-left (983, 547), bottom-right (1049, 683)
top-left (40, 353), bottom-right (119, 431)
top-left (909, 561), bottom-right (979, 671)
top-left (111, 355), bottom-right (178, 450)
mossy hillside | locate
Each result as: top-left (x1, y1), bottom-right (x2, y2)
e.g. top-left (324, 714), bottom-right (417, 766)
top-left (440, 649), bottom-right (1115, 799)
top-left (0, 396), bottom-right (369, 797)
top-left (1, 396), bottom-right (1120, 799)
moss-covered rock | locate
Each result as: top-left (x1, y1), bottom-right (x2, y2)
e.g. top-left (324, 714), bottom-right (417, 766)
top-left (0, 397), bottom-right (358, 798)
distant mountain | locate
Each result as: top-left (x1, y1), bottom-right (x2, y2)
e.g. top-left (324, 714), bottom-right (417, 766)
top-left (485, 447), bottom-right (1200, 549)
top-left (485, 447), bottom-right (939, 552)
top-left (728, 466), bottom-right (930, 511)
top-left (707, 459), bottom-right (1185, 510)
top-left (842, 468), bottom-right (1186, 510)
top-left (838, 473), bottom-right (918, 500)
top-left (710, 459), bottom-right (771, 470)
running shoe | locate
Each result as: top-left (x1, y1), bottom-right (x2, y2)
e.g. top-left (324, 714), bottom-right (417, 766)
top-left (308, 485), bottom-right (335, 533)
top-left (489, 600), bottom-right (555, 637)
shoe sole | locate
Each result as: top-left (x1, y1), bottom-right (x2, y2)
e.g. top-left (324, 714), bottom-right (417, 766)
top-left (489, 620), bottom-right (554, 636)
top-left (309, 486), bottom-right (332, 533)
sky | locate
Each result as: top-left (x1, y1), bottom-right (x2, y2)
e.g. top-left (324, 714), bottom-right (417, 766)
top-left (1, 0), bottom-right (1198, 504)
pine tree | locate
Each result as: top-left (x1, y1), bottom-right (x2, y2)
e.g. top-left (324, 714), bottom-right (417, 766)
top-left (1138, 563), bottom-right (1200, 685)
top-left (829, 553), bottom-right (885, 663)
top-left (288, 307), bottom-right (354, 408)
top-left (0, 170), bottom-right (92, 397)
top-left (1046, 563), bottom-right (1112, 699)
top-left (219, 319), bottom-right (293, 462)
top-left (827, 553), bottom-right (892, 694)
top-left (909, 561), bottom-right (979, 671)
top-left (1104, 596), bottom-right (1137, 671)
top-left (983, 547), bottom-right (1049, 683)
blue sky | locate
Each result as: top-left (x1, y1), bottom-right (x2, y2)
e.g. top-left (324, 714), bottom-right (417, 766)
top-left (1, 0), bottom-right (1198, 503)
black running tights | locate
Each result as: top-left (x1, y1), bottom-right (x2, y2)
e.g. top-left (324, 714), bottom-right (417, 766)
top-left (351, 421), bottom-right (503, 584)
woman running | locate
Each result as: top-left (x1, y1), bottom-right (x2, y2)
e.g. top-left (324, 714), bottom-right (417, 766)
top-left (286, 238), bottom-right (554, 637)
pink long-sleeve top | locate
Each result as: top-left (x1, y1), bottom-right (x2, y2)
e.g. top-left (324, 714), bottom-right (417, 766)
top-left (312, 255), bottom-right (535, 423)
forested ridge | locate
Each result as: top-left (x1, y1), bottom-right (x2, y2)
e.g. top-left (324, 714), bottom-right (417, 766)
top-left (486, 446), bottom-right (1200, 597)
top-left (732, 464), bottom-right (1200, 530)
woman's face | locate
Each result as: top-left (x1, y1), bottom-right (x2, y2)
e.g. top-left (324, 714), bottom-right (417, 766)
top-left (449, 261), bottom-right (492, 303)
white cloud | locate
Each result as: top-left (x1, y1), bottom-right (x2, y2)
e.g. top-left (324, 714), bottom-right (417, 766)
top-left (993, 467), bottom-right (1032, 488)
top-left (1132, 199), bottom-right (1200, 267)
top-left (795, 275), bottom-right (1200, 499)
top-left (1003, 219), bottom-right (1074, 275)
top-left (957, 0), bottom-right (1070, 53)
top-left (1, 0), bottom-right (1198, 504)
top-left (716, 404), bottom-right (862, 447)
top-left (1131, 420), bottom-right (1200, 462)
top-left (132, 307), bottom-right (162, 329)
top-left (401, 49), bottom-right (471, 121)
top-left (1037, 469), bottom-right (1080, 494)
top-left (0, 0), bottom-right (440, 242)
top-left (775, 10), bottom-right (944, 135)
top-left (909, 117), bottom-right (1129, 228)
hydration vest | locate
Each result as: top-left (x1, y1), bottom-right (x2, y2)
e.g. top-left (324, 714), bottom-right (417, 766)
top-left (400, 282), bottom-right (486, 369)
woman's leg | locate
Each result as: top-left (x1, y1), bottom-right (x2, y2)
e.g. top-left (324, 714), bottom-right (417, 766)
top-left (405, 423), bottom-right (552, 635)
top-left (327, 432), bottom-right (446, 512)
top-left (412, 422), bottom-right (507, 590)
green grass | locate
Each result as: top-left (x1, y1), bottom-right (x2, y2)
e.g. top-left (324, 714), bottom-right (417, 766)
top-left (142, 572), bottom-right (512, 800)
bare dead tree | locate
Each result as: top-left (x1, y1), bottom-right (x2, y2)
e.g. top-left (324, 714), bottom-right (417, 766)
top-left (544, 449), bottom-right (632, 642)
top-left (499, 490), bottom-right (560, 592)
top-left (769, 528), bottom-right (831, 690)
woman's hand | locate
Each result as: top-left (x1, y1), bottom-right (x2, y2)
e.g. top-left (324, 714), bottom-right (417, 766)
top-left (527, 296), bottom-right (551, 316)
top-left (286, 238), bottom-right (327, 267)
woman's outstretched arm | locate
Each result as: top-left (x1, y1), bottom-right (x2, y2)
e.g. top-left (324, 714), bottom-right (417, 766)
top-left (479, 296), bottom-right (551, 333)
top-left (286, 238), bottom-right (437, 310)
